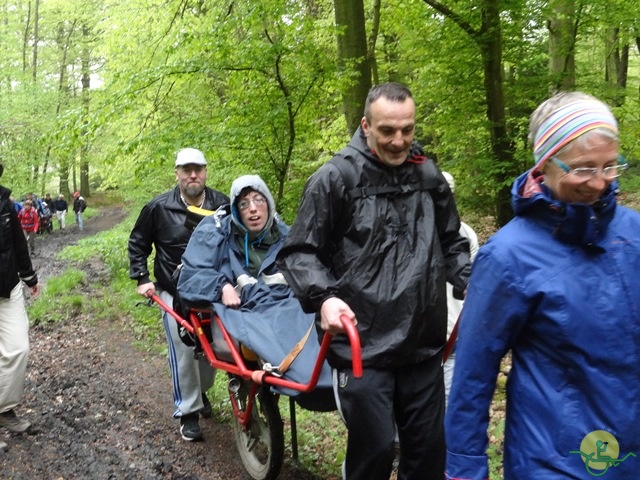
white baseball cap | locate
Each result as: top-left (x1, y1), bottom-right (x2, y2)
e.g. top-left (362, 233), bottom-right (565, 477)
top-left (175, 148), bottom-right (207, 167)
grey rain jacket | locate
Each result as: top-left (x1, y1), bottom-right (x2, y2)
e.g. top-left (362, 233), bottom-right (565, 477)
top-left (276, 127), bottom-right (471, 368)
top-left (128, 185), bottom-right (229, 294)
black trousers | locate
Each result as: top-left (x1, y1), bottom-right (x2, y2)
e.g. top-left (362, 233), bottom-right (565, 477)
top-left (333, 354), bottom-right (446, 480)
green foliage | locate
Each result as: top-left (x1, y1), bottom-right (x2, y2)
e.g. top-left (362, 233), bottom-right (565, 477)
top-left (3, 0), bottom-right (639, 221)
top-left (58, 212), bottom-right (135, 272)
top-left (283, 406), bottom-right (346, 477)
top-left (28, 269), bottom-right (87, 324)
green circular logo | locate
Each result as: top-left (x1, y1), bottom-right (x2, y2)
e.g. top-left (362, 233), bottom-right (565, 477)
top-left (580, 431), bottom-right (619, 471)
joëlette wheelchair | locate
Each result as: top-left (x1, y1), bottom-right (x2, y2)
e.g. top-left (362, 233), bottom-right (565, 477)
top-left (148, 293), bottom-right (362, 480)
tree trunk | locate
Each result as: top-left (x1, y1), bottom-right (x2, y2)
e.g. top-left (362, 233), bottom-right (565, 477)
top-left (32, 0), bottom-right (39, 81)
top-left (422, 0), bottom-right (517, 226)
top-left (51, 20), bottom-right (77, 198)
top-left (479, 1), bottom-right (515, 227)
top-left (605, 27), bottom-right (628, 107)
top-left (368, 0), bottom-right (381, 86)
top-left (334, 0), bottom-right (371, 135)
top-left (22, 1), bottom-right (31, 74)
top-left (80, 24), bottom-right (92, 197)
top-left (548, 0), bottom-right (577, 92)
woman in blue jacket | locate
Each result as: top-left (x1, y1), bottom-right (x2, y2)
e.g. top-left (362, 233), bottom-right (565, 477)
top-left (445, 92), bottom-right (640, 479)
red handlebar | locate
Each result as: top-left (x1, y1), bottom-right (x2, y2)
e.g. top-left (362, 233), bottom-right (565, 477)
top-left (148, 292), bottom-right (195, 334)
top-left (339, 314), bottom-right (362, 378)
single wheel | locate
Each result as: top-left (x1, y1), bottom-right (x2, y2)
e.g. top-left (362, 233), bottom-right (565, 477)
top-left (232, 378), bottom-right (284, 480)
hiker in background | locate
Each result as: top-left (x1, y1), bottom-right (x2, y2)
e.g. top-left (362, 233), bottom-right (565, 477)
top-left (9, 196), bottom-right (22, 214)
top-left (17, 200), bottom-right (39, 256)
top-left (25, 193), bottom-right (44, 218)
top-left (38, 199), bottom-right (53, 235)
top-left (73, 192), bottom-right (87, 231)
top-left (54, 194), bottom-right (68, 230)
top-left (445, 92), bottom-right (640, 478)
top-left (43, 193), bottom-right (55, 211)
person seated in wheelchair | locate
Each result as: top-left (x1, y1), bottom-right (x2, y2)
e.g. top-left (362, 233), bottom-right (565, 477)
top-left (176, 174), bottom-right (334, 410)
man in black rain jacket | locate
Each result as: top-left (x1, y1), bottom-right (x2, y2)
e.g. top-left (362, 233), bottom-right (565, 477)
top-left (277, 83), bottom-right (470, 480)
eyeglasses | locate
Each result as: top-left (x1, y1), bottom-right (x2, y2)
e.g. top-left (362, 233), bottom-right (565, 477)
top-left (550, 155), bottom-right (628, 180)
top-left (237, 195), bottom-right (267, 211)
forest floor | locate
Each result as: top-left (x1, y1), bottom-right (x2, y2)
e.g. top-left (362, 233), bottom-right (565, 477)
top-left (0, 204), bottom-right (324, 480)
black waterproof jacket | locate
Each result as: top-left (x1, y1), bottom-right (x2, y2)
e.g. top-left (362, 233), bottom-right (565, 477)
top-left (128, 185), bottom-right (229, 294)
top-left (276, 128), bottom-right (470, 368)
top-left (0, 185), bottom-right (38, 298)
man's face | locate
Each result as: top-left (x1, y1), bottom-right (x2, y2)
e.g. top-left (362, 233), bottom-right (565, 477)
top-left (543, 134), bottom-right (619, 205)
top-left (361, 96), bottom-right (416, 167)
top-left (175, 164), bottom-right (207, 198)
top-left (237, 190), bottom-right (268, 234)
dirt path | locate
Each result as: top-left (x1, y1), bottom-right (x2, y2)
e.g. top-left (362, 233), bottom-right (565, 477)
top-left (0, 206), bottom-right (323, 479)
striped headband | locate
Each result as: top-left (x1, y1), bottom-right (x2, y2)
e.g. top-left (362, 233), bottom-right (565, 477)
top-left (533, 100), bottom-right (618, 172)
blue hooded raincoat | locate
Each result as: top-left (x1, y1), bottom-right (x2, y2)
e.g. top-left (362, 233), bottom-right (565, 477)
top-left (445, 170), bottom-right (640, 479)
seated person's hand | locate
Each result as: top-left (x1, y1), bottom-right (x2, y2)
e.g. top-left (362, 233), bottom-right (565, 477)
top-left (221, 283), bottom-right (241, 308)
top-left (320, 297), bottom-right (357, 335)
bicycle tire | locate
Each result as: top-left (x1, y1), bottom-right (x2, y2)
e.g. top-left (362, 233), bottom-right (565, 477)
top-left (232, 380), bottom-right (284, 480)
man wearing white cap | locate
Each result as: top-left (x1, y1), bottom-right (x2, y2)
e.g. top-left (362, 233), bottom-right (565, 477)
top-left (128, 148), bottom-right (229, 441)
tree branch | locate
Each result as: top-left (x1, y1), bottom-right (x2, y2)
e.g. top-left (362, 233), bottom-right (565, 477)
top-left (421, 0), bottom-right (479, 39)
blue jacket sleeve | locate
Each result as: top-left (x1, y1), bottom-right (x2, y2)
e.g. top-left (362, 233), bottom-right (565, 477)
top-left (445, 242), bottom-right (530, 480)
top-left (177, 216), bottom-right (232, 307)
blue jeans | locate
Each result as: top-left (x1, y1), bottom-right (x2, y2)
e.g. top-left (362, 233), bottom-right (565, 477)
top-left (75, 212), bottom-right (83, 230)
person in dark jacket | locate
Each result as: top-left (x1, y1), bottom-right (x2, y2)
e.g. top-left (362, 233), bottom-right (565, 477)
top-left (128, 148), bottom-right (229, 442)
top-left (72, 192), bottom-right (87, 230)
top-left (0, 163), bottom-right (39, 449)
top-left (54, 194), bottom-right (68, 230)
top-left (445, 92), bottom-right (640, 479)
top-left (43, 193), bottom-right (55, 211)
top-left (276, 82), bottom-right (471, 480)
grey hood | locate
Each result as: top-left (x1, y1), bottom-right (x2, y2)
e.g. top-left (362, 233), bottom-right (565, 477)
top-left (230, 175), bottom-right (276, 236)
